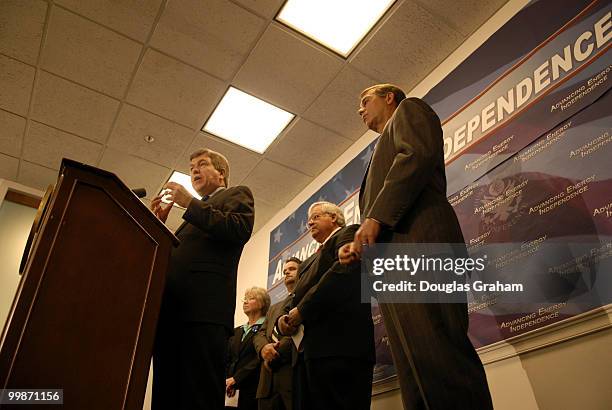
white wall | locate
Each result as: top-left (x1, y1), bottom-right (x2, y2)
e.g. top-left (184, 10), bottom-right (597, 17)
top-left (0, 180), bottom-right (42, 331)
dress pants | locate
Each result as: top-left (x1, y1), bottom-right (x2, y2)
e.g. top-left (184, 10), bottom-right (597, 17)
top-left (380, 302), bottom-right (493, 410)
top-left (304, 357), bottom-right (373, 410)
top-left (153, 320), bottom-right (229, 410)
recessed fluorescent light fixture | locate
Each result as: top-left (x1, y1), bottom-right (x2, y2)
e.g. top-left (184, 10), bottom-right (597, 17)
top-left (203, 87), bottom-right (295, 154)
top-left (159, 171), bottom-right (202, 206)
top-left (276, 0), bottom-right (395, 57)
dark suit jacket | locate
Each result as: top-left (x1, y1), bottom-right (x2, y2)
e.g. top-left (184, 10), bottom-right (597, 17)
top-left (290, 225), bottom-right (375, 363)
top-left (227, 325), bottom-right (262, 389)
top-left (253, 297), bottom-right (294, 399)
top-left (161, 186), bottom-right (254, 329)
top-left (359, 97), bottom-right (464, 245)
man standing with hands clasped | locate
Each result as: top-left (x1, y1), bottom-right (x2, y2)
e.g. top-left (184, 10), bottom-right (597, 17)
top-left (278, 201), bottom-right (374, 410)
top-left (150, 148), bottom-right (255, 410)
top-left (339, 84), bottom-right (493, 410)
top-left (253, 257), bottom-right (301, 410)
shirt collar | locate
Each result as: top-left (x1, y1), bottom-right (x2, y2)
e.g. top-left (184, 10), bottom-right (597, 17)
top-left (320, 226), bottom-right (341, 246)
top-left (241, 316), bottom-right (266, 339)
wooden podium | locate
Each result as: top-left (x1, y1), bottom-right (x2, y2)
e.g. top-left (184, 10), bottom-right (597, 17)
top-left (0, 159), bottom-right (178, 409)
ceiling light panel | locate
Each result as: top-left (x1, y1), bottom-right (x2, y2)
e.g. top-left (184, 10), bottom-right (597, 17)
top-left (203, 87), bottom-right (295, 154)
top-left (277, 0), bottom-right (395, 57)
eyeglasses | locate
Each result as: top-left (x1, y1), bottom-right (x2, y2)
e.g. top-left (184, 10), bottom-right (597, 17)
top-left (307, 212), bottom-right (330, 223)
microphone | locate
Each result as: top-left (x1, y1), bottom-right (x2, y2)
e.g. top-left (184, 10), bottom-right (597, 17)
top-left (132, 188), bottom-right (147, 198)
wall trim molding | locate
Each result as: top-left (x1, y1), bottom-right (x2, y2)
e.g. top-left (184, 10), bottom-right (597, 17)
top-left (478, 304), bottom-right (612, 365)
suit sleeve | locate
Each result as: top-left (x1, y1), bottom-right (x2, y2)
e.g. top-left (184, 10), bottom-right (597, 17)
top-left (253, 317), bottom-right (272, 357)
top-left (296, 226), bottom-right (359, 322)
top-left (233, 343), bottom-right (261, 387)
top-left (182, 185), bottom-right (254, 243)
top-left (366, 98), bottom-right (443, 228)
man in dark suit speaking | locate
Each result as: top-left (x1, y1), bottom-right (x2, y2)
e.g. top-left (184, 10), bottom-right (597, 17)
top-left (150, 148), bottom-right (254, 410)
top-left (340, 84), bottom-right (493, 409)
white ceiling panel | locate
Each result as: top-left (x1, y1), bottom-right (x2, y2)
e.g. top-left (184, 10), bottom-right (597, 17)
top-left (41, 7), bottom-right (142, 98)
top-left (0, 153), bottom-right (19, 181)
top-left (350, 0), bottom-right (464, 90)
top-left (0, 55), bottom-right (35, 116)
top-left (54, 0), bottom-right (162, 42)
top-left (0, 0), bottom-right (47, 65)
top-left (127, 49), bottom-right (226, 128)
top-left (165, 204), bottom-right (187, 233)
top-left (99, 147), bottom-right (172, 199)
top-left (180, 132), bottom-right (261, 186)
top-left (31, 71), bottom-right (120, 143)
top-left (151, 0), bottom-right (266, 80)
top-left (415, 0), bottom-right (508, 36)
top-left (253, 197), bottom-right (280, 233)
top-left (0, 109), bottom-right (26, 157)
top-left (108, 104), bottom-right (196, 168)
top-left (234, 25), bottom-right (343, 113)
top-left (265, 118), bottom-right (352, 177)
top-left (303, 65), bottom-right (380, 141)
top-left (17, 160), bottom-right (58, 191)
top-left (23, 121), bottom-right (103, 170)
top-left (243, 159), bottom-right (311, 205)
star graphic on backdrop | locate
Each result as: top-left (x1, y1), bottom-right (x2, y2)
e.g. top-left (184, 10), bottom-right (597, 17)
top-left (360, 146), bottom-right (373, 167)
top-left (273, 228), bottom-right (283, 243)
top-left (298, 220), bottom-right (308, 234)
top-left (317, 195), bottom-right (327, 202)
top-left (332, 173), bottom-right (343, 182)
top-left (344, 186), bottom-right (357, 196)
top-left (288, 212), bottom-right (296, 221)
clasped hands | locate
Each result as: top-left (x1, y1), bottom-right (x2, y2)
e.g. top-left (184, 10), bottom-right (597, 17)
top-left (150, 182), bottom-right (194, 222)
top-left (338, 217), bottom-right (381, 265)
top-left (277, 307), bottom-right (303, 336)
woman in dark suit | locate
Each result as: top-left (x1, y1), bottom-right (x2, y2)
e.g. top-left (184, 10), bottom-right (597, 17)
top-left (226, 287), bottom-right (271, 410)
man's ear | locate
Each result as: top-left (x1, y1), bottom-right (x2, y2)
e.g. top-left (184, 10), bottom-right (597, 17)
top-left (385, 92), bottom-right (395, 105)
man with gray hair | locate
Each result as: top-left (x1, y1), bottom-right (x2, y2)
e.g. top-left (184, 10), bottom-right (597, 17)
top-left (279, 201), bottom-right (374, 410)
top-left (340, 83), bottom-right (492, 409)
top-left (150, 148), bottom-right (255, 409)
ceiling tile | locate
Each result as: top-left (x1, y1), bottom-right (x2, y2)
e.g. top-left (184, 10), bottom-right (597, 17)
top-left (350, 0), bottom-right (464, 90)
top-left (265, 119), bottom-right (352, 177)
top-left (98, 147), bottom-right (171, 199)
top-left (416, 0), bottom-right (508, 36)
top-left (0, 55), bottom-right (35, 116)
top-left (242, 159), bottom-right (311, 205)
top-left (23, 121), bottom-right (103, 170)
top-left (108, 104), bottom-right (196, 168)
top-left (31, 71), bottom-right (120, 143)
top-left (0, 153), bottom-right (19, 181)
top-left (0, 0), bottom-right (47, 65)
top-left (234, 25), bottom-right (343, 113)
top-left (0, 110), bottom-right (26, 157)
top-left (41, 6), bottom-right (142, 98)
top-left (54, 0), bottom-right (162, 42)
top-left (17, 161), bottom-right (59, 191)
top-left (179, 132), bottom-right (261, 186)
top-left (303, 65), bottom-right (380, 141)
top-left (127, 49), bottom-right (226, 128)
top-left (253, 197), bottom-right (279, 233)
top-left (165, 205), bottom-right (187, 233)
top-left (151, 0), bottom-right (266, 80)
top-left (232, 0), bottom-right (285, 19)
